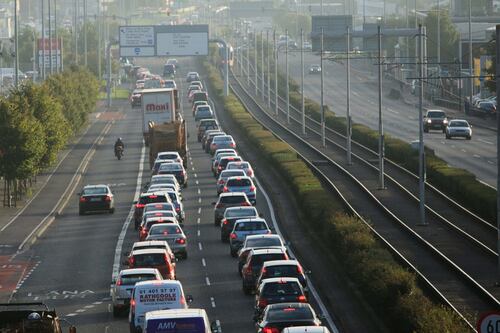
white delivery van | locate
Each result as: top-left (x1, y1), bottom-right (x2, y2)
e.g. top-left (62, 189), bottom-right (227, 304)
top-left (282, 327), bottom-right (331, 333)
top-left (144, 308), bottom-right (220, 333)
top-left (129, 280), bottom-right (191, 333)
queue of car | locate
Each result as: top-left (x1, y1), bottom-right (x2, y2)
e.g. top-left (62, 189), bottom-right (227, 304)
top-left (191, 84), bottom-right (331, 333)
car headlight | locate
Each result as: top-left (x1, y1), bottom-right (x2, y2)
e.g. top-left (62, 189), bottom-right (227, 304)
top-left (443, 119), bottom-right (448, 124)
top-left (427, 119), bottom-right (432, 124)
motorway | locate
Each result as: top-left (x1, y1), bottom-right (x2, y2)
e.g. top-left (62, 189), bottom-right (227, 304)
top-left (0, 58), bottom-right (353, 332)
top-left (275, 50), bottom-right (498, 187)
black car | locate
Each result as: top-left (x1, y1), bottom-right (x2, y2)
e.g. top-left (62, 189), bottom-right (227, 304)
top-left (423, 110), bottom-right (448, 133)
top-left (133, 192), bottom-right (171, 229)
top-left (157, 162), bottom-right (188, 187)
top-left (78, 184), bottom-right (114, 215)
top-left (163, 64), bottom-right (176, 78)
top-left (256, 260), bottom-right (309, 292)
top-left (255, 303), bottom-right (322, 333)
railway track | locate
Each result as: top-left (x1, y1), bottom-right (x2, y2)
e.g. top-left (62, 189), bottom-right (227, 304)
top-left (228, 64), bottom-right (500, 329)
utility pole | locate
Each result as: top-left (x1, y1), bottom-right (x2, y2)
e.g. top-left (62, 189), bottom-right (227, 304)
top-left (377, 25), bottom-right (384, 189)
top-left (274, 30), bottom-right (278, 117)
top-left (418, 24), bottom-right (427, 225)
top-left (247, 28), bottom-right (250, 86)
top-left (301, 28), bottom-right (305, 135)
top-left (106, 41), bottom-right (112, 107)
top-left (261, 30), bottom-right (264, 101)
top-left (54, 0), bottom-right (58, 73)
top-left (346, 25), bottom-right (352, 164)
top-left (224, 45), bottom-right (229, 97)
top-left (320, 28), bottom-right (325, 147)
top-left (495, 24), bottom-right (500, 283)
top-left (97, 0), bottom-right (101, 79)
top-left (254, 30), bottom-right (257, 95)
top-left (437, 0), bottom-right (440, 65)
top-left (42, 0), bottom-right (45, 80)
top-left (468, 0), bottom-right (473, 105)
top-left (286, 29), bottom-right (290, 124)
top-left (84, 0), bottom-right (88, 66)
top-left (75, 0), bottom-right (78, 65)
top-left (267, 30), bottom-right (271, 109)
top-left (14, 0), bottom-right (18, 87)
top-left (49, 0), bottom-right (53, 75)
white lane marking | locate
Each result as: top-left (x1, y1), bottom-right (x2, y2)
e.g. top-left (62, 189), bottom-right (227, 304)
top-left (196, 180), bottom-right (199, 185)
top-left (215, 320), bottom-right (222, 332)
top-left (210, 297), bottom-right (216, 308)
top-left (488, 160), bottom-right (495, 165)
top-left (28, 292), bottom-right (31, 297)
top-left (66, 313), bottom-right (77, 317)
top-left (111, 143), bottom-right (146, 282)
top-left (105, 326), bottom-right (110, 333)
top-left (478, 138), bottom-right (494, 145)
top-left (197, 217), bottom-right (200, 224)
top-left (194, 173), bottom-right (198, 178)
top-left (34, 296), bottom-right (39, 300)
top-left (197, 230), bottom-right (201, 237)
top-left (84, 305), bottom-right (94, 309)
top-left (1, 122), bottom-right (94, 233)
top-left (198, 242), bottom-right (203, 251)
top-left (461, 149), bottom-right (467, 153)
top-left (198, 188), bottom-right (201, 195)
top-left (254, 176), bottom-right (339, 333)
top-left (93, 301), bottom-right (103, 305)
top-left (205, 277), bottom-right (211, 286)
top-left (202, 258), bottom-right (206, 267)
top-left (75, 309), bottom-right (85, 313)
top-left (192, 167), bottom-right (195, 171)
top-left (198, 208), bottom-right (201, 214)
top-left (473, 154), bottom-right (481, 158)
top-left (387, 108), bottom-right (399, 114)
top-left (198, 197), bottom-right (202, 203)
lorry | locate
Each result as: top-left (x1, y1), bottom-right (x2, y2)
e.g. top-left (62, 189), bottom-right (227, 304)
top-left (141, 88), bottom-right (180, 146)
top-left (148, 120), bottom-right (187, 169)
top-left (0, 302), bottom-right (76, 332)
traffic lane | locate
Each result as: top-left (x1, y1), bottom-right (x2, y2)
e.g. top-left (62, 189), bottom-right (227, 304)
top-left (282, 52), bottom-right (498, 185)
top-left (11, 101), bottom-right (144, 331)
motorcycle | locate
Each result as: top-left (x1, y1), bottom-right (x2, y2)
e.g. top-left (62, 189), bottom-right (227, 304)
top-left (115, 146), bottom-right (124, 160)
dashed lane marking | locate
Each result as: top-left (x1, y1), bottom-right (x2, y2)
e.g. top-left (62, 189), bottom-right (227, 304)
top-left (473, 154), bottom-right (481, 158)
top-left (194, 173), bottom-right (198, 178)
top-left (210, 297), bottom-right (216, 308)
top-left (198, 198), bottom-right (202, 203)
top-left (205, 277), bottom-right (211, 286)
top-left (478, 138), bottom-right (494, 145)
top-left (197, 217), bottom-right (200, 224)
top-left (202, 258), bottom-right (206, 267)
top-left (198, 208), bottom-right (201, 214)
top-left (196, 180), bottom-right (199, 185)
top-left (197, 230), bottom-right (201, 237)
top-left (198, 189), bottom-right (201, 195)
top-left (198, 242), bottom-right (203, 251)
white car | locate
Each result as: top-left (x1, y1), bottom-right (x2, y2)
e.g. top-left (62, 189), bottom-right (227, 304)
top-left (445, 119), bottom-right (472, 140)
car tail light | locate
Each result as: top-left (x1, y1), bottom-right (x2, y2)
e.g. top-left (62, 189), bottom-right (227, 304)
top-left (267, 230), bottom-right (272, 234)
top-left (140, 228), bottom-right (148, 237)
top-left (175, 238), bottom-right (186, 244)
top-left (175, 207), bottom-right (180, 212)
top-left (79, 197), bottom-right (87, 202)
top-left (164, 254), bottom-right (170, 263)
top-left (245, 265), bottom-right (252, 275)
top-left (297, 265), bottom-right (304, 274)
top-left (222, 219), bottom-right (228, 225)
top-left (149, 195), bottom-right (158, 199)
top-left (258, 298), bottom-right (268, 308)
top-left (130, 298), bottom-right (136, 309)
top-left (223, 187), bottom-right (228, 192)
top-left (136, 203), bottom-right (145, 209)
top-left (218, 179), bottom-right (225, 184)
top-left (261, 267), bottom-right (267, 274)
top-left (116, 279), bottom-right (122, 286)
top-left (129, 256), bottom-right (135, 266)
top-left (216, 203), bottom-right (224, 209)
top-left (249, 186), bottom-right (256, 192)
top-left (297, 295), bottom-right (307, 302)
top-left (155, 212), bottom-right (163, 216)
top-left (218, 166), bottom-right (222, 170)
top-left (247, 170), bottom-right (253, 177)
top-left (180, 295), bottom-right (186, 305)
top-left (241, 202), bottom-right (250, 206)
top-left (230, 233), bottom-right (237, 239)
top-left (104, 195), bottom-right (112, 202)
top-left (262, 328), bottom-right (279, 333)
top-left (230, 143), bottom-right (235, 147)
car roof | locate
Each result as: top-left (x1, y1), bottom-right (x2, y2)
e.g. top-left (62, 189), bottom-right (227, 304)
top-left (140, 192), bottom-right (169, 197)
top-left (131, 248), bottom-right (168, 255)
top-left (227, 176), bottom-right (252, 181)
top-left (246, 234), bottom-right (281, 240)
top-left (134, 279), bottom-right (182, 288)
top-left (225, 206), bottom-right (257, 212)
top-left (158, 151), bottom-right (180, 155)
top-left (260, 277), bottom-right (301, 284)
top-left (83, 184), bottom-right (109, 189)
top-left (132, 240), bottom-right (169, 247)
top-left (145, 216), bottom-right (178, 223)
top-left (251, 248), bottom-right (286, 255)
top-left (263, 259), bottom-right (299, 267)
top-left (219, 192), bottom-right (247, 197)
top-left (267, 302), bottom-right (312, 310)
top-left (149, 223), bottom-right (183, 230)
top-left (119, 268), bottom-right (160, 276)
top-left (146, 308), bottom-right (207, 320)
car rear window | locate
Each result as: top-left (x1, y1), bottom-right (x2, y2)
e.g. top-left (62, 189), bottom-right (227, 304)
top-left (227, 178), bottom-right (252, 187)
top-left (450, 121), bottom-right (468, 127)
top-left (144, 211), bottom-right (175, 219)
top-left (265, 265), bottom-right (299, 278)
top-left (158, 153), bottom-right (179, 160)
top-left (246, 238), bottom-right (282, 247)
top-left (167, 192), bottom-right (179, 203)
top-left (213, 136), bottom-right (233, 142)
top-left (149, 224), bottom-right (182, 235)
top-left (197, 106), bottom-right (210, 112)
top-left (236, 221), bottom-right (267, 231)
top-left (252, 253), bottom-right (286, 266)
top-left (133, 245), bottom-right (167, 251)
top-left (159, 163), bottom-right (183, 171)
top-left (262, 281), bottom-right (302, 296)
top-left (139, 195), bottom-right (168, 205)
top-left (221, 170), bottom-right (245, 179)
top-left (144, 203), bottom-right (173, 213)
top-left (226, 208), bottom-right (257, 218)
top-left (220, 196), bottom-right (247, 204)
top-left (83, 187), bottom-right (107, 195)
top-left (134, 253), bottom-right (166, 266)
top-left (220, 157), bottom-right (242, 167)
top-left (267, 306), bottom-right (313, 321)
top-left (120, 273), bottom-right (157, 285)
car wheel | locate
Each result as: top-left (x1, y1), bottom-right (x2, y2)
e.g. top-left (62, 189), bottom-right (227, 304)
top-left (112, 306), bottom-right (121, 317)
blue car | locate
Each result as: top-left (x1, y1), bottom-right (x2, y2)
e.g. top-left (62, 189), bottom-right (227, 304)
top-left (223, 176), bottom-right (256, 205)
top-left (229, 218), bottom-right (271, 257)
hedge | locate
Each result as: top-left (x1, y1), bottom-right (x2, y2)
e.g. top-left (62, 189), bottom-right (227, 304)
top-left (203, 59), bottom-right (470, 333)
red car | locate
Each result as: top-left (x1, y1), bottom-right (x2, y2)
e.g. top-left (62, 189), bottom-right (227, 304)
top-left (126, 248), bottom-right (176, 280)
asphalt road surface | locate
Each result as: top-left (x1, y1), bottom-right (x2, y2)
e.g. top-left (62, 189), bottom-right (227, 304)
top-left (3, 58), bottom-right (336, 333)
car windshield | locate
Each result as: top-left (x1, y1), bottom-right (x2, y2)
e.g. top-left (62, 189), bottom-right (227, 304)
top-left (214, 136), bottom-right (232, 142)
top-left (150, 224), bottom-right (182, 235)
top-left (428, 111), bottom-right (445, 118)
top-left (220, 157), bottom-right (242, 167)
top-left (262, 282), bottom-right (302, 296)
top-left (220, 196), bottom-right (247, 204)
top-left (235, 221), bottom-right (267, 231)
top-left (198, 110), bottom-right (212, 115)
top-left (82, 187), bottom-right (107, 195)
top-left (265, 266), bottom-right (299, 277)
top-left (139, 195), bottom-right (168, 205)
top-left (134, 253), bottom-right (165, 266)
top-left (197, 106), bottom-right (210, 112)
top-left (133, 245), bottom-right (167, 251)
top-left (228, 163), bottom-right (248, 169)
top-left (267, 306), bottom-right (313, 321)
top-left (227, 178), bottom-right (252, 187)
top-left (144, 203), bottom-right (173, 212)
top-left (246, 238), bottom-right (281, 247)
top-left (120, 273), bottom-right (157, 285)
top-left (226, 208), bottom-right (256, 218)
top-left (252, 254), bottom-right (285, 266)
top-left (158, 153), bottom-right (179, 160)
top-left (221, 171), bottom-right (245, 179)
top-left (450, 121), bottom-right (469, 127)
top-left (145, 211), bottom-right (175, 219)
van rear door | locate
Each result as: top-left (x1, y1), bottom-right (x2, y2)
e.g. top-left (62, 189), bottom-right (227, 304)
top-left (146, 316), bottom-right (206, 333)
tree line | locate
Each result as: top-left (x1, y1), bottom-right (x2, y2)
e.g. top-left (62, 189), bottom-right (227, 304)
top-left (0, 66), bottom-right (99, 206)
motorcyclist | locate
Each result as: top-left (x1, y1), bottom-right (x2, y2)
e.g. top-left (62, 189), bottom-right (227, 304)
top-left (114, 138), bottom-right (124, 156)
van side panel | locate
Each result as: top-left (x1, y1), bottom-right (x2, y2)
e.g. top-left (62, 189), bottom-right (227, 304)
top-left (146, 317), bottom-right (205, 333)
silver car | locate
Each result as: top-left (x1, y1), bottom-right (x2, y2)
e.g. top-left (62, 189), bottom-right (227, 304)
top-left (213, 192), bottom-right (252, 225)
top-left (445, 119), bottom-right (472, 140)
top-left (146, 223), bottom-right (188, 259)
top-left (216, 169), bottom-right (246, 194)
top-left (111, 268), bottom-right (162, 316)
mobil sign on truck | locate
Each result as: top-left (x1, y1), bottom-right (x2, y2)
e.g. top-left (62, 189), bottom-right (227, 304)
top-left (142, 88), bottom-right (180, 145)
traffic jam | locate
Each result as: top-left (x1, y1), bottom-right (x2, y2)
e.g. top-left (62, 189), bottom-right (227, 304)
top-left (112, 63), bottom-right (331, 333)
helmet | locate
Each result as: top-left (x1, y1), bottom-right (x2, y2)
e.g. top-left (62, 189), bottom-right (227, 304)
top-left (27, 312), bottom-right (41, 320)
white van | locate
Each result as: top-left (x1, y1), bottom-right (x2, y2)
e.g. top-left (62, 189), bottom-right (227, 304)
top-left (129, 280), bottom-right (191, 333)
top-left (144, 308), bottom-right (219, 333)
top-left (282, 327), bottom-right (331, 333)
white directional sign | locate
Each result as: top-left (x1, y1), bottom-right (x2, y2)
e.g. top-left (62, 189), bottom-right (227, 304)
top-left (119, 26), bottom-right (155, 47)
top-left (156, 32), bottom-right (208, 56)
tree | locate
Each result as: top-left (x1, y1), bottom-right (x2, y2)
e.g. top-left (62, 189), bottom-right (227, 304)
top-left (484, 33), bottom-right (496, 93)
top-left (425, 9), bottom-right (459, 63)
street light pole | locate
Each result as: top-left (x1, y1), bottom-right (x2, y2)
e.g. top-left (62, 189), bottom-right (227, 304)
top-left (274, 30), bottom-right (278, 117)
top-left (346, 25), bottom-right (352, 164)
top-left (42, 0), bottom-right (46, 80)
top-left (14, 0), bottom-right (18, 88)
top-left (97, 0), bottom-right (101, 78)
top-left (261, 30), bottom-right (264, 101)
top-left (254, 29), bottom-right (257, 96)
top-left (286, 29), bottom-right (290, 124)
top-left (54, 0), bottom-right (58, 73)
top-left (377, 25), bottom-right (385, 189)
top-left (495, 24), bottom-right (500, 283)
top-left (247, 27), bottom-right (250, 86)
top-left (418, 24), bottom-right (427, 225)
top-left (468, 0), bottom-right (473, 104)
top-left (320, 28), bottom-right (325, 147)
top-left (301, 28), bottom-right (305, 135)
top-left (84, 0), bottom-right (88, 67)
top-left (267, 30), bottom-right (271, 109)
top-left (49, 0), bottom-right (53, 75)
top-left (437, 0), bottom-right (440, 65)
top-left (75, 0), bottom-right (78, 65)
